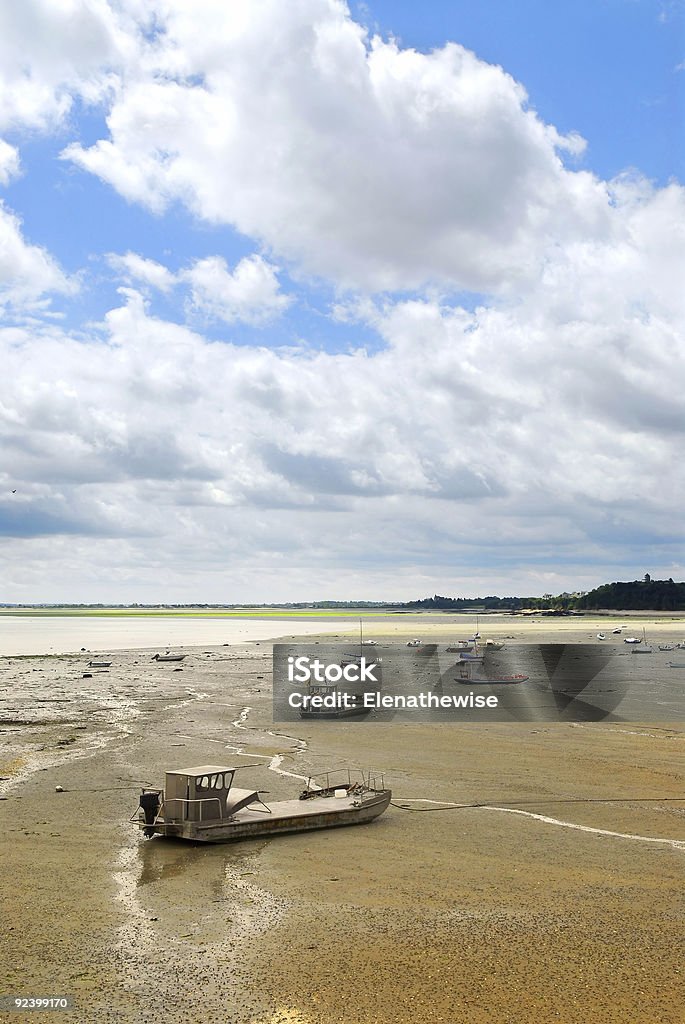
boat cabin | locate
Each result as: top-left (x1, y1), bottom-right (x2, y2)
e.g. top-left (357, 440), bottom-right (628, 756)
top-left (162, 764), bottom-right (261, 824)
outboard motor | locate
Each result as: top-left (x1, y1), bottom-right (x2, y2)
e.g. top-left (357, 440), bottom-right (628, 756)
top-left (139, 789), bottom-right (161, 838)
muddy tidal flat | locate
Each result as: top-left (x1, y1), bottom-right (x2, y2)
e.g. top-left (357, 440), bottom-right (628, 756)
top-left (1, 614), bottom-right (684, 1023)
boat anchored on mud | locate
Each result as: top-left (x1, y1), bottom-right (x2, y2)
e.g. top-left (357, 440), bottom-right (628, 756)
top-left (135, 765), bottom-right (391, 843)
top-left (298, 680), bottom-right (369, 718)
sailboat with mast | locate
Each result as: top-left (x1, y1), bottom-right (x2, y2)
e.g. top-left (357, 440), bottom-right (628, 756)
top-left (630, 627), bottom-right (652, 653)
top-left (299, 619), bottom-right (378, 719)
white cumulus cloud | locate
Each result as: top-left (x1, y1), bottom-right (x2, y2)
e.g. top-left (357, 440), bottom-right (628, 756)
top-left (1, 240), bottom-right (683, 600)
top-left (0, 0), bottom-right (137, 132)
top-left (106, 250), bottom-right (292, 325)
top-left (63, 0), bottom-right (609, 294)
top-left (0, 204), bottom-right (76, 311)
top-left (107, 251), bottom-right (177, 293)
top-left (182, 255), bottom-right (292, 325)
top-left (0, 139), bottom-right (20, 184)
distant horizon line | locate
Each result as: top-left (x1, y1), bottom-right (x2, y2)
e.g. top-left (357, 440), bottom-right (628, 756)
top-left (1, 580), bottom-right (682, 611)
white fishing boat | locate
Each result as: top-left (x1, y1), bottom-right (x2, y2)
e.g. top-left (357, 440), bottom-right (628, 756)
top-left (483, 639), bottom-right (505, 650)
top-left (596, 633), bottom-right (606, 641)
top-left (135, 765), bottom-right (391, 843)
top-left (298, 680), bottom-right (369, 719)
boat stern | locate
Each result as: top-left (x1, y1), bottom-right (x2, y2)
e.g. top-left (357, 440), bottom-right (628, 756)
top-left (138, 788), bottom-right (162, 837)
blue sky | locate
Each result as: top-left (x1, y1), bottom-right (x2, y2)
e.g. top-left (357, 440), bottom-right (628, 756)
top-left (0, 0), bottom-right (683, 602)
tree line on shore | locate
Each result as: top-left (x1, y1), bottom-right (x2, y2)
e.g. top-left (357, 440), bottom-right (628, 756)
top-left (402, 578), bottom-right (685, 612)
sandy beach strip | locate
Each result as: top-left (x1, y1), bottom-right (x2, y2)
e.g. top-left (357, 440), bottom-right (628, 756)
top-left (2, 607), bottom-right (685, 656)
top-left (1, 617), bottom-right (684, 1023)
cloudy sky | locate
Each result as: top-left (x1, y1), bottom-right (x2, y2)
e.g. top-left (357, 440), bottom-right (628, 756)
top-left (1, 0), bottom-right (683, 603)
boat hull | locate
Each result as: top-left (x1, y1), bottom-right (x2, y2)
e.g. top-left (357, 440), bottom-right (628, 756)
top-left (299, 704), bottom-right (369, 719)
top-left (458, 674), bottom-right (529, 685)
top-left (141, 788), bottom-right (392, 843)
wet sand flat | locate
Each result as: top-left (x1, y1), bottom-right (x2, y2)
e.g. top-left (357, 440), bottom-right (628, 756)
top-left (1, 618), bottom-right (684, 1023)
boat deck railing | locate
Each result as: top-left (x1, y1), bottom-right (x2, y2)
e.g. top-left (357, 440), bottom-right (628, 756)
top-left (158, 795), bottom-right (224, 823)
top-left (305, 767), bottom-right (386, 794)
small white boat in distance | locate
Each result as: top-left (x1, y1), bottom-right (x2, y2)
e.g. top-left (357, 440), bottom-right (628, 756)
top-left (623, 637), bottom-right (642, 644)
top-left (612, 628), bottom-right (622, 634)
top-left (406, 638), bottom-right (422, 647)
top-left (596, 633), bottom-right (606, 641)
top-left (629, 628), bottom-right (652, 653)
